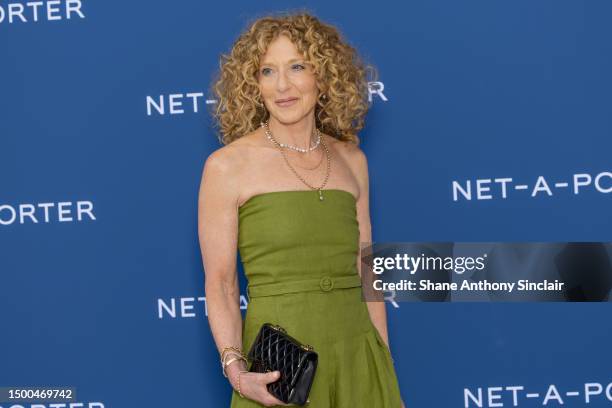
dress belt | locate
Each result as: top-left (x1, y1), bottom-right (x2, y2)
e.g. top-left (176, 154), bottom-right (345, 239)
top-left (246, 274), bottom-right (363, 300)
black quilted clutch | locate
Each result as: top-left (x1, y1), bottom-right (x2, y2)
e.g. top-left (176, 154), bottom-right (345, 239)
top-left (247, 323), bottom-right (318, 406)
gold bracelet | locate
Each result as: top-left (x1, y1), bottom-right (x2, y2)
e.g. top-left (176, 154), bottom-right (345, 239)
top-left (222, 355), bottom-right (248, 378)
top-left (221, 349), bottom-right (248, 377)
top-left (220, 346), bottom-right (244, 362)
top-left (220, 346), bottom-right (244, 364)
top-left (222, 351), bottom-right (245, 365)
top-left (220, 345), bottom-right (241, 355)
top-left (236, 370), bottom-right (249, 398)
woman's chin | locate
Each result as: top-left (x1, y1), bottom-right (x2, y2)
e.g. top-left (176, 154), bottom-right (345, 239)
top-left (270, 112), bottom-right (305, 125)
top-left (270, 108), bottom-right (317, 125)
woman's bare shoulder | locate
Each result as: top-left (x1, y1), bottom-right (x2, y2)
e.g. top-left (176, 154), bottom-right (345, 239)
top-left (204, 144), bottom-right (242, 175)
top-left (202, 131), bottom-right (264, 203)
top-left (325, 135), bottom-right (366, 169)
top-left (206, 130), bottom-right (261, 168)
top-left (332, 138), bottom-right (369, 198)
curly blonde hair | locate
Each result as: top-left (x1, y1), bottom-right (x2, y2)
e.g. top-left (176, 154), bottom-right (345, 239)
top-left (208, 10), bottom-right (377, 146)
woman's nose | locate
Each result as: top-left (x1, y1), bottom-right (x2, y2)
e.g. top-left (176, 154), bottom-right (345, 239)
top-left (276, 70), bottom-right (290, 91)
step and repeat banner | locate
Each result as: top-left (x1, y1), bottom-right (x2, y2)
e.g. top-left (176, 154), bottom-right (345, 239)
top-left (2, 1), bottom-right (611, 407)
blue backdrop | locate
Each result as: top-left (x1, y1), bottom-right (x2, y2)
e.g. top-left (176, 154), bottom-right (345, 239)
top-left (1, 1), bottom-right (611, 407)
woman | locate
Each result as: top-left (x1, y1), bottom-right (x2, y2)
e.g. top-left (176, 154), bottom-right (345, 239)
top-left (198, 11), bottom-right (405, 407)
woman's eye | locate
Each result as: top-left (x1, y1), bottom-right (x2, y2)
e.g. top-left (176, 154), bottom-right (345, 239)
top-left (292, 64), bottom-right (305, 71)
top-left (261, 68), bottom-right (272, 76)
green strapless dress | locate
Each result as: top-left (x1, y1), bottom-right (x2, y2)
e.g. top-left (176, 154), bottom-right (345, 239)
top-left (231, 189), bottom-right (402, 407)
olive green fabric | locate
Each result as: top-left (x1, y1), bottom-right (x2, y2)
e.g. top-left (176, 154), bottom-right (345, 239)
top-left (230, 189), bottom-right (402, 407)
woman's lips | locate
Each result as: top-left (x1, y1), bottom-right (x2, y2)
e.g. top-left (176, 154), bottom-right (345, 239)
top-left (275, 98), bottom-right (298, 107)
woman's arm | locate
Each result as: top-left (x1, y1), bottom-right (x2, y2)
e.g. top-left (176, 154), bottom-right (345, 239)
top-left (198, 149), bottom-right (246, 381)
top-left (198, 148), bottom-right (288, 407)
top-left (352, 148), bottom-right (391, 348)
top-left (353, 147), bottom-right (407, 408)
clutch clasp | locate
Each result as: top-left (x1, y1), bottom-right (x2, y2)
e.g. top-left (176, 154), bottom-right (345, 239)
top-left (270, 324), bottom-right (287, 333)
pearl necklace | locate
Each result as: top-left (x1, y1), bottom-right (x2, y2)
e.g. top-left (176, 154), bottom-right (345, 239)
top-left (261, 121), bottom-right (331, 201)
top-left (261, 121), bottom-right (321, 153)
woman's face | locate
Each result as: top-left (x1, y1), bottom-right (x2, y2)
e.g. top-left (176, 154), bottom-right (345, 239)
top-left (257, 35), bottom-right (318, 126)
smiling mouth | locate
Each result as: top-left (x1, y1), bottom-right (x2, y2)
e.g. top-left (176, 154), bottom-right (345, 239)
top-left (275, 97), bottom-right (298, 107)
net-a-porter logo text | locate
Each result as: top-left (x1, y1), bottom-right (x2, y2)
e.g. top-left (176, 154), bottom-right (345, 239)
top-left (452, 171), bottom-right (612, 201)
top-left (157, 295), bottom-right (248, 319)
top-left (0, 0), bottom-right (85, 24)
top-left (0, 200), bottom-right (96, 226)
top-left (144, 81), bottom-right (388, 116)
top-left (464, 381), bottom-right (612, 407)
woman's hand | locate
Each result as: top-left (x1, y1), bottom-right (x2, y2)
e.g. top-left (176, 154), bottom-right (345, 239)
top-left (233, 370), bottom-right (291, 407)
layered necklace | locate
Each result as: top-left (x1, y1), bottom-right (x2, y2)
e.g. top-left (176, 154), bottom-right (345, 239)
top-left (261, 121), bottom-right (331, 201)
